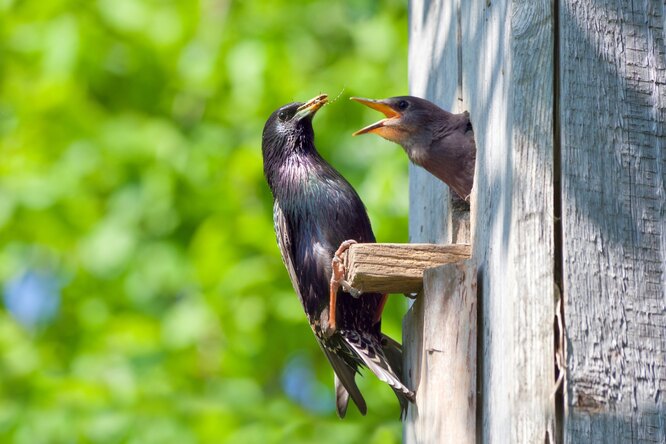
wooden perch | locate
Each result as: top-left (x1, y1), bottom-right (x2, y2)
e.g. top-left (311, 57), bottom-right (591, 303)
top-left (403, 259), bottom-right (477, 443)
top-left (342, 243), bottom-right (472, 294)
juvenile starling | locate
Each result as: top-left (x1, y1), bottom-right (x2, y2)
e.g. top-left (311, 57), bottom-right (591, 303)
top-left (352, 96), bottom-right (476, 201)
top-left (262, 94), bottom-right (414, 417)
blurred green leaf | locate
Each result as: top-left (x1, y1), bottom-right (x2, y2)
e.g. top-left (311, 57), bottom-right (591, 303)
top-left (0, 0), bottom-right (409, 441)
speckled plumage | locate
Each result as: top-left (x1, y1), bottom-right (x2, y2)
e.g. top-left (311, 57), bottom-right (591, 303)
top-left (262, 98), bottom-right (413, 417)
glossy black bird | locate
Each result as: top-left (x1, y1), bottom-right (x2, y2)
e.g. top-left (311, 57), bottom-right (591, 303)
top-left (262, 94), bottom-right (414, 417)
top-left (352, 96), bottom-right (476, 202)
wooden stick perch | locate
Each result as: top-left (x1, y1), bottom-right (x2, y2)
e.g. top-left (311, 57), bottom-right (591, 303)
top-left (342, 243), bottom-right (472, 294)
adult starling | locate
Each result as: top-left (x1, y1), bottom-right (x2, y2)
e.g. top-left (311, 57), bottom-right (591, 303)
top-left (262, 94), bottom-right (414, 417)
top-left (352, 96), bottom-right (476, 201)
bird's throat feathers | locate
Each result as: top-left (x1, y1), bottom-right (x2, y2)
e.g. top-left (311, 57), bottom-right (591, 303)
top-left (264, 124), bottom-right (320, 183)
top-left (276, 154), bottom-right (334, 201)
top-left (264, 144), bottom-right (339, 205)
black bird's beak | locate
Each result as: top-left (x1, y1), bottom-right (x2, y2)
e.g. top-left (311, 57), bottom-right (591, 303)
top-left (350, 97), bottom-right (402, 136)
top-left (295, 94), bottom-right (329, 121)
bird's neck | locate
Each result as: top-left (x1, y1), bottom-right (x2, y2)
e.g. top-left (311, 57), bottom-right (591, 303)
top-left (267, 150), bottom-right (334, 202)
top-left (400, 132), bottom-right (433, 166)
top-left (403, 112), bottom-right (469, 166)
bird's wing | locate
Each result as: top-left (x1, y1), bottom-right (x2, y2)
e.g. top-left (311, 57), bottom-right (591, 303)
top-left (341, 330), bottom-right (415, 402)
top-left (273, 201), bottom-right (303, 304)
top-left (275, 201), bottom-right (368, 417)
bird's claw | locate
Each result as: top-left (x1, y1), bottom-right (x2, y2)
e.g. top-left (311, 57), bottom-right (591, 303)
top-left (342, 282), bottom-right (361, 298)
top-left (335, 239), bottom-right (358, 255)
top-left (332, 256), bottom-right (360, 297)
top-left (331, 239), bottom-right (361, 297)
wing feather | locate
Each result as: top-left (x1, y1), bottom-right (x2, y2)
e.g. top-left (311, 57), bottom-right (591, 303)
top-left (273, 201), bottom-right (303, 303)
top-left (341, 330), bottom-right (415, 401)
top-left (275, 201), bottom-right (368, 416)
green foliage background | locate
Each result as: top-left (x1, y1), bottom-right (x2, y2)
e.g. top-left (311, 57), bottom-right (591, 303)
top-left (0, 0), bottom-right (409, 442)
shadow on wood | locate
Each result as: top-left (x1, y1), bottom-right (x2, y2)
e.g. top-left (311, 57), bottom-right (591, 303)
top-left (403, 259), bottom-right (477, 444)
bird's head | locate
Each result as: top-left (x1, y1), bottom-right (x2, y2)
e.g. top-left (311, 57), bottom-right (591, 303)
top-left (262, 94), bottom-right (328, 158)
top-left (351, 96), bottom-right (440, 148)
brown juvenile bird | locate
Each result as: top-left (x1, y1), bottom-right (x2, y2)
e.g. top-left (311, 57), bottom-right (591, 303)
top-left (351, 96), bottom-right (476, 202)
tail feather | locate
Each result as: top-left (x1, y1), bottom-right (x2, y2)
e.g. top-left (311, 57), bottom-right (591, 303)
top-left (381, 333), bottom-right (412, 418)
top-left (341, 330), bottom-right (415, 402)
top-left (318, 340), bottom-right (367, 417)
top-left (334, 373), bottom-right (350, 418)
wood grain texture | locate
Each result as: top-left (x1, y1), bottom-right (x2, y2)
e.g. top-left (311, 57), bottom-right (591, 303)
top-left (408, 0), bottom-right (460, 245)
top-left (343, 243), bottom-right (471, 294)
top-left (403, 260), bottom-right (477, 444)
top-left (465, 0), bottom-right (558, 442)
top-left (404, 1), bottom-right (477, 442)
top-left (407, 0), bottom-right (557, 442)
top-left (559, 1), bottom-right (666, 441)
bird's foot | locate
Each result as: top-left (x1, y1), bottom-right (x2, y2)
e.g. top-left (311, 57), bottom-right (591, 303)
top-left (331, 239), bottom-right (361, 298)
top-left (403, 292), bottom-right (418, 300)
top-left (327, 239), bottom-right (360, 336)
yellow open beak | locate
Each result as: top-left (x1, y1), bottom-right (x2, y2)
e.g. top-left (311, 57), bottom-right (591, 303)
top-left (295, 94), bottom-right (328, 120)
top-left (350, 97), bottom-right (402, 136)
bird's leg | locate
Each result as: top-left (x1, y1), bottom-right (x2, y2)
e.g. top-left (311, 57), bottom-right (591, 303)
top-left (327, 239), bottom-right (360, 337)
top-left (327, 276), bottom-right (338, 337)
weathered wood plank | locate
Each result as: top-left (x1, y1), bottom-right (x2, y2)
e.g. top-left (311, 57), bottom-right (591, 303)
top-left (404, 2), bottom-right (476, 442)
top-left (407, 0), bottom-right (557, 442)
top-left (407, 0), bottom-right (460, 246)
top-left (462, 0), bottom-right (558, 442)
top-left (343, 243), bottom-right (471, 294)
top-left (559, 1), bottom-right (666, 441)
top-left (403, 260), bottom-right (477, 444)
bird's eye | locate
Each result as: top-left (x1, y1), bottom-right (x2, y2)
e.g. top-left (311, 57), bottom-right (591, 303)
top-left (278, 111), bottom-right (288, 121)
top-left (397, 100), bottom-right (409, 110)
